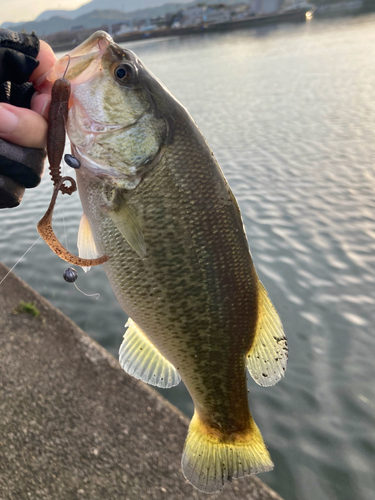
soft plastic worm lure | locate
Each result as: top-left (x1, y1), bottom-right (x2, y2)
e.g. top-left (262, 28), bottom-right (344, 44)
top-left (38, 176), bottom-right (108, 267)
top-left (37, 71), bottom-right (109, 267)
top-left (47, 77), bottom-right (75, 195)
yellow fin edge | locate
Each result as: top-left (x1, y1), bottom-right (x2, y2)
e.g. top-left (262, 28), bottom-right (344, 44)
top-left (119, 319), bottom-right (181, 389)
top-left (247, 280), bottom-right (288, 387)
top-left (181, 413), bottom-right (273, 493)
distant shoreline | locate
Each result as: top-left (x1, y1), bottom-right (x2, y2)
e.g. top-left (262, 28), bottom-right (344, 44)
top-left (48, 8), bottom-right (310, 52)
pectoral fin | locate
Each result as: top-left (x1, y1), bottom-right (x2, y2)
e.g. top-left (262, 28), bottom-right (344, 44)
top-left (77, 213), bottom-right (98, 273)
top-left (246, 281), bottom-right (288, 386)
top-left (119, 319), bottom-right (181, 388)
top-left (108, 194), bottom-right (146, 259)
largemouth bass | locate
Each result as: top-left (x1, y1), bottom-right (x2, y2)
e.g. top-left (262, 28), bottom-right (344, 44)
top-left (47, 31), bottom-right (288, 493)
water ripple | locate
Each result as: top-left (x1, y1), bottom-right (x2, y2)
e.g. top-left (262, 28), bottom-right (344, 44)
top-left (1, 15), bottom-right (375, 500)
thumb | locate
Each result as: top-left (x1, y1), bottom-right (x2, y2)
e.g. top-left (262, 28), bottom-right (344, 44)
top-left (0, 103), bottom-right (47, 149)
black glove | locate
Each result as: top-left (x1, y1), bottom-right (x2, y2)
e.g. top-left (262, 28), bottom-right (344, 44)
top-left (0, 29), bottom-right (47, 209)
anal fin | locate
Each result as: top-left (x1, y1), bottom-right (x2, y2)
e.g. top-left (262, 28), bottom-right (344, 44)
top-left (77, 213), bottom-right (99, 273)
top-left (119, 319), bottom-right (181, 389)
top-left (247, 281), bottom-right (288, 386)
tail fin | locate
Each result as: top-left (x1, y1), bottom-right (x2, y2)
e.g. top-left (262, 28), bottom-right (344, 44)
top-left (181, 413), bottom-right (273, 493)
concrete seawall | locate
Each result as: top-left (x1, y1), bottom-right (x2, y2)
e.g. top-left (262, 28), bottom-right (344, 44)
top-left (0, 262), bottom-right (284, 500)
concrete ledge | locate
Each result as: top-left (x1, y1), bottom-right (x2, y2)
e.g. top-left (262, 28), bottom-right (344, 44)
top-left (0, 262), bottom-right (283, 500)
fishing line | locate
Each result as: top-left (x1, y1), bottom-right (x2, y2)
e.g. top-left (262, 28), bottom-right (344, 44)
top-left (1, 203), bottom-right (101, 300)
top-left (58, 186), bottom-right (101, 301)
top-left (58, 165), bottom-right (100, 300)
top-left (62, 55), bottom-right (71, 79)
top-left (0, 236), bottom-right (41, 286)
top-left (0, 204), bottom-right (64, 286)
top-left (74, 282), bottom-right (100, 300)
top-left (2, 51), bottom-right (100, 299)
top-left (63, 265), bottom-right (101, 300)
top-left (61, 191), bottom-right (69, 251)
top-left (60, 55), bottom-right (74, 253)
top-left (52, 62), bottom-right (100, 302)
top-left (60, 208), bottom-right (102, 301)
top-left (58, 174), bottom-right (101, 301)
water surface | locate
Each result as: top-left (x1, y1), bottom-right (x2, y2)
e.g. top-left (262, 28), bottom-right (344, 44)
top-left (1, 15), bottom-right (375, 500)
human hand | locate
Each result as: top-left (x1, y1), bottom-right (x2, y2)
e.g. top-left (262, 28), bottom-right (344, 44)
top-left (0, 30), bottom-right (57, 208)
top-left (0, 40), bottom-right (56, 148)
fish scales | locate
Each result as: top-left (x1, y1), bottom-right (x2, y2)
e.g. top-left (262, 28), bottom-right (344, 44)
top-left (45, 31), bottom-right (287, 492)
top-left (78, 106), bottom-right (257, 429)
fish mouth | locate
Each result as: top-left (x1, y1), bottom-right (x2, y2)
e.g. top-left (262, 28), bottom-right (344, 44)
top-left (47, 32), bottom-right (133, 87)
top-left (49, 31), bottom-right (156, 187)
top-left (46, 31), bottom-right (114, 84)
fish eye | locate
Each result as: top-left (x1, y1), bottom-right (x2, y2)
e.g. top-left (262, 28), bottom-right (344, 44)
top-left (114, 63), bottom-right (134, 83)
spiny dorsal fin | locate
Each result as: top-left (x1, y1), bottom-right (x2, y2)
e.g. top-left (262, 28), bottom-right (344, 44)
top-left (77, 213), bottom-right (98, 273)
top-left (246, 281), bottom-right (288, 387)
top-left (182, 412), bottom-right (273, 493)
top-left (108, 194), bottom-right (146, 259)
top-left (119, 319), bottom-right (181, 388)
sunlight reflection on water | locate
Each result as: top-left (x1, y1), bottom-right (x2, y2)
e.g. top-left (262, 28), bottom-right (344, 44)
top-left (1, 14), bottom-right (375, 500)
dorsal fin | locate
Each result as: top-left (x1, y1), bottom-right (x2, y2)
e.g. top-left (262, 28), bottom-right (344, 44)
top-left (119, 319), bottom-right (181, 389)
top-left (77, 213), bottom-right (99, 273)
top-left (246, 281), bottom-right (288, 386)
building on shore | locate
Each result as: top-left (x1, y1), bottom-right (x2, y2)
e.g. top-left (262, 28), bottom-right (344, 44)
top-left (171, 0), bottom-right (314, 28)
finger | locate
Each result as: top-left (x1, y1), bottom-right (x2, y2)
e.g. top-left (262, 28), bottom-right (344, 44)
top-left (30, 41), bottom-right (56, 91)
top-left (31, 92), bottom-right (51, 120)
top-left (30, 40), bottom-right (56, 94)
top-left (30, 41), bottom-right (55, 119)
top-left (0, 103), bottom-right (47, 149)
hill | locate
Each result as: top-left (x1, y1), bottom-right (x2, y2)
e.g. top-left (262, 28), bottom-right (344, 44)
top-left (3, 10), bottom-right (132, 37)
top-left (35, 0), bottom-right (189, 22)
top-left (3, 0), bottom-right (242, 36)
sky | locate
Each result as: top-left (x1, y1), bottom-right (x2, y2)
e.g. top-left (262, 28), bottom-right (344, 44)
top-left (1, 0), bottom-right (85, 24)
